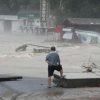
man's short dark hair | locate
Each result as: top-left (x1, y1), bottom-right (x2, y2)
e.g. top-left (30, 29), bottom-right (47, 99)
top-left (51, 46), bottom-right (56, 51)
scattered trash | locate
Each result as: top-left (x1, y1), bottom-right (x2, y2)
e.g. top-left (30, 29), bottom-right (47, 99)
top-left (33, 48), bottom-right (50, 53)
top-left (82, 62), bottom-right (100, 72)
top-left (15, 44), bottom-right (27, 52)
top-left (15, 44), bottom-right (50, 53)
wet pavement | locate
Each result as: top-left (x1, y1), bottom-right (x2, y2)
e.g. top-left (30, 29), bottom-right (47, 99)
top-left (0, 77), bottom-right (100, 100)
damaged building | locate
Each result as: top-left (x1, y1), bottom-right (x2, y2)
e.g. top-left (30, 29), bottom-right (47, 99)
top-left (62, 18), bottom-right (100, 44)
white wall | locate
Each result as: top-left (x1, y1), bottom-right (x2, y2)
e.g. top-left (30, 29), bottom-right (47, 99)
top-left (12, 20), bottom-right (21, 32)
top-left (34, 19), bottom-right (40, 27)
top-left (0, 20), bottom-right (4, 32)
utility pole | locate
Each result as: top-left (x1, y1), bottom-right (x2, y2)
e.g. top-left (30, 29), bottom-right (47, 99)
top-left (40, 0), bottom-right (49, 33)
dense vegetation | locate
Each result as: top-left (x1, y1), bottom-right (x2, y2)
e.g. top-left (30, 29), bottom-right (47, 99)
top-left (0, 0), bottom-right (100, 18)
top-left (50, 0), bottom-right (100, 18)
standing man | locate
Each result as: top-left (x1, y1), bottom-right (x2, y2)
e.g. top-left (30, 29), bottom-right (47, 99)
top-left (45, 46), bottom-right (63, 88)
top-left (54, 24), bottom-right (63, 41)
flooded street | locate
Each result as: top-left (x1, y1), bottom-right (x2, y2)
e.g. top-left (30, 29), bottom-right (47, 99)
top-left (0, 34), bottom-right (100, 100)
top-left (0, 79), bottom-right (100, 100)
top-left (0, 0), bottom-right (100, 99)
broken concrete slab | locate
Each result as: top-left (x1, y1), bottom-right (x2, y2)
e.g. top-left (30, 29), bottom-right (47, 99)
top-left (53, 72), bottom-right (100, 88)
top-left (0, 74), bottom-right (22, 82)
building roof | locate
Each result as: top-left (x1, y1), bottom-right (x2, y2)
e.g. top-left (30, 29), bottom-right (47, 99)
top-left (62, 18), bottom-right (100, 32)
top-left (0, 15), bottom-right (18, 20)
top-left (65, 18), bottom-right (100, 25)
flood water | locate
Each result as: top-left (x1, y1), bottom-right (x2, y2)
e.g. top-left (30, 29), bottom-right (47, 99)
top-left (0, 33), bottom-right (100, 100)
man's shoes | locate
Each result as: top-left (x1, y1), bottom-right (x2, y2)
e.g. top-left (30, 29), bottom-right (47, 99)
top-left (61, 75), bottom-right (65, 79)
top-left (47, 86), bottom-right (51, 88)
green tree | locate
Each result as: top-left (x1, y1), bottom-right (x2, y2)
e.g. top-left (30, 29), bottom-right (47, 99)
top-left (0, 0), bottom-right (100, 18)
top-left (49, 0), bottom-right (100, 24)
top-left (0, 0), bottom-right (39, 14)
